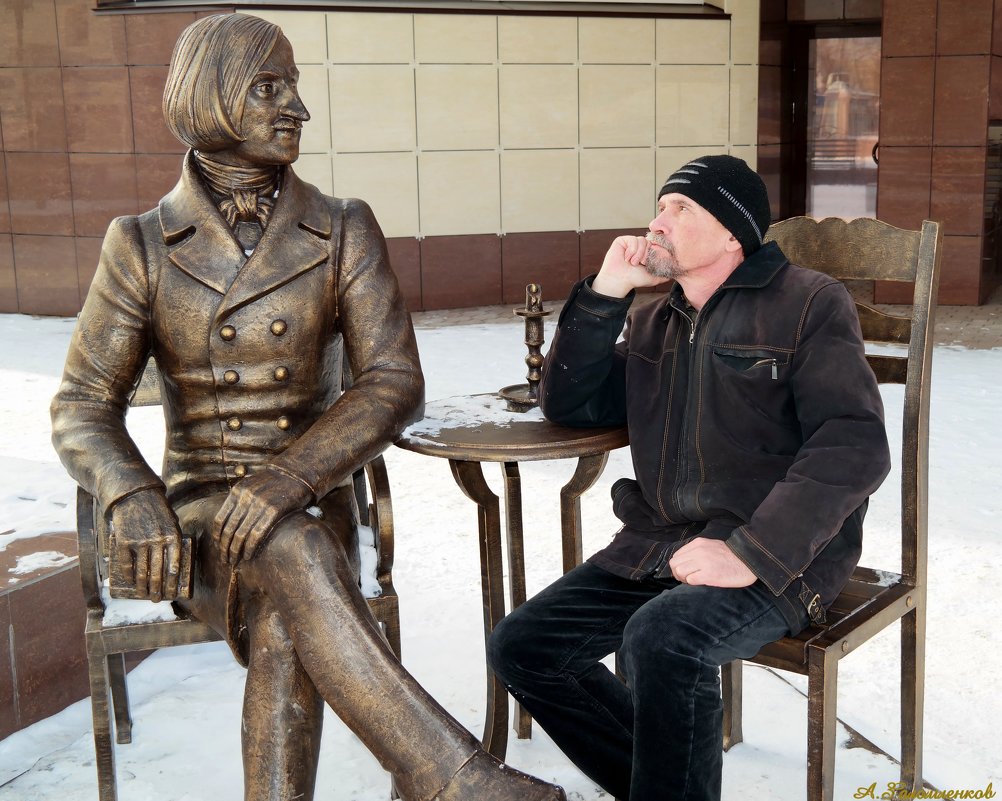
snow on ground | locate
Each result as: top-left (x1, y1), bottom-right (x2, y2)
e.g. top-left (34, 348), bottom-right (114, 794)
top-left (0, 312), bottom-right (999, 800)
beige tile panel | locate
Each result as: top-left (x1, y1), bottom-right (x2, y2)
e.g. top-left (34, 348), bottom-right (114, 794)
top-left (580, 148), bottom-right (656, 230)
top-left (327, 12), bottom-right (413, 64)
top-left (332, 152), bottom-right (419, 238)
top-left (498, 16), bottom-right (577, 64)
top-left (580, 65), bottom-right (655, 148)
top-left (249, 10), bottom-right (327, 64)
top-left (418, 150), bottom-right (500, 236)
top-left (656, 65), bottom-right (730, 146)
top-left (297, 65), bottom-right (330, 154)
top-left (656, 146), bottom-right (730, 196)
top-left (729, 65), bottom-right (759, 147)
top-left (416, 65), bottom-right (498, 151)
top-left (656, 19), bottom-right (730, 65)
top-left (728, 144), bottom-right (759, 171)
top-left (500, 150), bottom-right (579, 233)
top-left (330, 65), bottom-right (416, 153)
top-left (414, 15), bottom-right (497, 64)
top-left (728, 0), bottom-right (762, 65)
top-left (295, 154), bottom-right (334, 196)
top-left (499, 65), bottom-right (578, 150)
top-left (579, 18), bottom-right (655, 64)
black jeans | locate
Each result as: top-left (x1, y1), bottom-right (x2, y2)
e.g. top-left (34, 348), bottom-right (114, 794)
top-left (487, 562), bottom-right (805, 801)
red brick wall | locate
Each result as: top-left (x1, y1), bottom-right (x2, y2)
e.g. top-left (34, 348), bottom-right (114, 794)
top-left (0, 0), bottom-right (231, 316)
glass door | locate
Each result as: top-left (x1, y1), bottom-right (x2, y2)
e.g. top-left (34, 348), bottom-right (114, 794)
top-left (805, 35), bottom-right (881, 219)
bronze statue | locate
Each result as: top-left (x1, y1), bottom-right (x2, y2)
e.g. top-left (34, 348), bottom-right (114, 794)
top-left (50, 14), bottom-right (565, 801)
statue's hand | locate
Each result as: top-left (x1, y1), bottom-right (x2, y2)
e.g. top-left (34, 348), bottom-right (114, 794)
top-left (109, 489), bottom-right (190, 602)
top-left (213, 468), bottom-right (313, 565)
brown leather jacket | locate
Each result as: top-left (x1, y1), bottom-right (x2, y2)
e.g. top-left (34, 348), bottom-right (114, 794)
top-left (51, 154), bottom-right (423, 512)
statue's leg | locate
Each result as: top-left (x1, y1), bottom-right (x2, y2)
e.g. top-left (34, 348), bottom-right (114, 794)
top-left (239, 511), bottom-right (564, 801)
top-left (242, 594), bottom-right (323, 801)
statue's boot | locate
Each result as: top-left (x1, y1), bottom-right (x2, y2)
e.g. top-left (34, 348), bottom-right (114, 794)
top-left (432, 751), bottom-right (567, 801)
top-left (238, 511), bottom-right (565, 801)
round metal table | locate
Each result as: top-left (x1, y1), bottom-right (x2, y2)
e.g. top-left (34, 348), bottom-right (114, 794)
top-left (396, 393), bottom-right (628, 759)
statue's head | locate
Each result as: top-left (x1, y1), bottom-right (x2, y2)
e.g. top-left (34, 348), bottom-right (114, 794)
top-left (163, 13), bottom-right (309, 167)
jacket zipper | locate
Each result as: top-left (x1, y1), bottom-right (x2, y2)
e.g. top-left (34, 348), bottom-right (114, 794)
top-left (673, 303), bottom-right (700, 514)
top-left (683, 307), bottom-right (697, 344)
top-left (751, 357), bottom-right (779, 379)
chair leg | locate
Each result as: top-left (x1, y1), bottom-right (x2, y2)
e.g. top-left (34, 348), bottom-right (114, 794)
top-left (721, 660), bottom-right (744, 751)
top-left (382, 599), bottom-right (402, 662)
top-left (376, 604), bottom-right (402, 801)
top-left (806, 649), bottom-right (838, 801)
top-left (900, 605), bottom-right (925, 793)
top-left (86, 642), bottom-right (119, 801)
top-left (107, 653), bottom-right (133, 745)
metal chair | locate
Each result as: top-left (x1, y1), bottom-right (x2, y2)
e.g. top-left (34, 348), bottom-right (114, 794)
top-left (76, 358), bottom-right (401, 801)
top-left (720, 216), bottom-right (942, 801)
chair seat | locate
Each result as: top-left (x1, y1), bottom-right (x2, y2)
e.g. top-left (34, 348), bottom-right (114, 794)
top-left (748, 566), bottom-right (916, 673)
top-left (86, 607), bottom-right (222, 656)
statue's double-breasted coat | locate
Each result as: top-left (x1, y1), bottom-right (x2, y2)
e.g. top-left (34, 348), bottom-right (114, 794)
top-left (51, 153), bottom-right (424, 656)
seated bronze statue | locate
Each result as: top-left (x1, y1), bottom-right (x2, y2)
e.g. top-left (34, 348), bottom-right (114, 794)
top-left (50, 13), bottom-right (565, 801)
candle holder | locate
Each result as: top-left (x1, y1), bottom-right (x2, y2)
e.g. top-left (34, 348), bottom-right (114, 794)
top-left (499, 283), bottom-right (552, 412)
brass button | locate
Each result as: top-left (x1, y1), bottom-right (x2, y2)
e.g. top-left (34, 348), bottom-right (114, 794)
top-left (276, 415), bottom-right (291, 430)
top-left (223, 370), bottom-right (239, 384)
top-left (233, 464), bottom-right (247, 478)
top-left (274, 366), bottom-right (289, 381)
top-left (270, 319), bottom-right (288, 336)
top-left (220, 325), bottom-right (236, 341)
top-left (227, 416), bottom-right (242, 431)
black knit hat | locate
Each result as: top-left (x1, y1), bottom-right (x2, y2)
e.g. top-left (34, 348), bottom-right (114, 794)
top-left (658, 155), bottom-right (771, 255)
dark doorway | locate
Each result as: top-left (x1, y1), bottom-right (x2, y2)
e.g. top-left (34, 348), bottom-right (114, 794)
top-left (806, 34), bottom-right (881, 218)
top-left (780, 23), bottom-right (881, 220)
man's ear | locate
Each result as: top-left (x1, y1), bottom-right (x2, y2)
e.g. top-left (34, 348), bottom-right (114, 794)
top-left (724, 234), bottom-right (743, 254)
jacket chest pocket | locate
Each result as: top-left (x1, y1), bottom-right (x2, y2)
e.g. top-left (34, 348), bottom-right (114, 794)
top-left (709, 345), bottom-right (791, 381)
top-left (705, 344), bottom-right (797, 431)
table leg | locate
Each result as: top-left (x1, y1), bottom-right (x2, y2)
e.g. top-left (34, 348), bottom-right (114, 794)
top-left (449, 459), bottom-right (509, 760)
top-left (501, 463), bottom-right (532, 740)
top-left (559, 453), bottom-right (610, 574)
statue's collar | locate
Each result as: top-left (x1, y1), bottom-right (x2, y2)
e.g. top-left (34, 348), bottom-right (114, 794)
top-left (159, 151), bottom-right (331, 244)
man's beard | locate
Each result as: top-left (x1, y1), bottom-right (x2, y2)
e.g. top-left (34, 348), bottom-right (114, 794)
top-left (645, 234), bottom-right (683, 279)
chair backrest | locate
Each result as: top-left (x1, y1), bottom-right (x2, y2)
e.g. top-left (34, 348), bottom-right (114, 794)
top-left (763, 217), bottom-right (942, 588)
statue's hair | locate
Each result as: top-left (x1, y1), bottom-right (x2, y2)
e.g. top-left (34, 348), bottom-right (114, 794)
top-left (163, 14), bottom-right (282, 151)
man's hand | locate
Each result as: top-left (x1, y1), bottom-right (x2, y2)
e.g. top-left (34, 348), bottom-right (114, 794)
top-left (213, 468), bottom-right (313, 565)
top-left (109, 488), bottom-right (189, 602)
top-left (592, 235), bottom-right (671, 299)
top-left (668, 537), bottom-right (756, 588)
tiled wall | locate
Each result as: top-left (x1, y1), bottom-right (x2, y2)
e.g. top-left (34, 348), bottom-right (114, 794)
top-left (755, 0), bottom-right (1000, 305)
top-left (253, 6), bottom-right (761, 309)
top-left (0, 0), bottom-right (761, 315)
top-left (878, 0), bottom-right (1001, 304)
top-left (0, 0), bottom-right (231, 316)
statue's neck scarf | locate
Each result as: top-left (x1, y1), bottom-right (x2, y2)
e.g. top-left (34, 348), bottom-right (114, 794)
top-left (193, 151), bottom-right (280, 229)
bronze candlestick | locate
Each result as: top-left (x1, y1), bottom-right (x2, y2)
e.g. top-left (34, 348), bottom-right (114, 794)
top-left (499, 283), bottom-right (552, 412)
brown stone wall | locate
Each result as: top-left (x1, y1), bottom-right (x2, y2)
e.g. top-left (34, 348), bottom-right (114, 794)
top-left (878, 0), bottom-right (998, 303)
top-left (0, 532), bottom-right (89, 738)
top-left (0, 1), bottom-right (230, 316)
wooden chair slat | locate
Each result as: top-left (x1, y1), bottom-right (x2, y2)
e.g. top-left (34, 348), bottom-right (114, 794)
top-left (857, 303), bottom-right (912, 344)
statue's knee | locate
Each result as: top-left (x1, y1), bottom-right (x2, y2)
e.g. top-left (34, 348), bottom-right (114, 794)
top-left (259, 514), bottom-right (347, 569)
